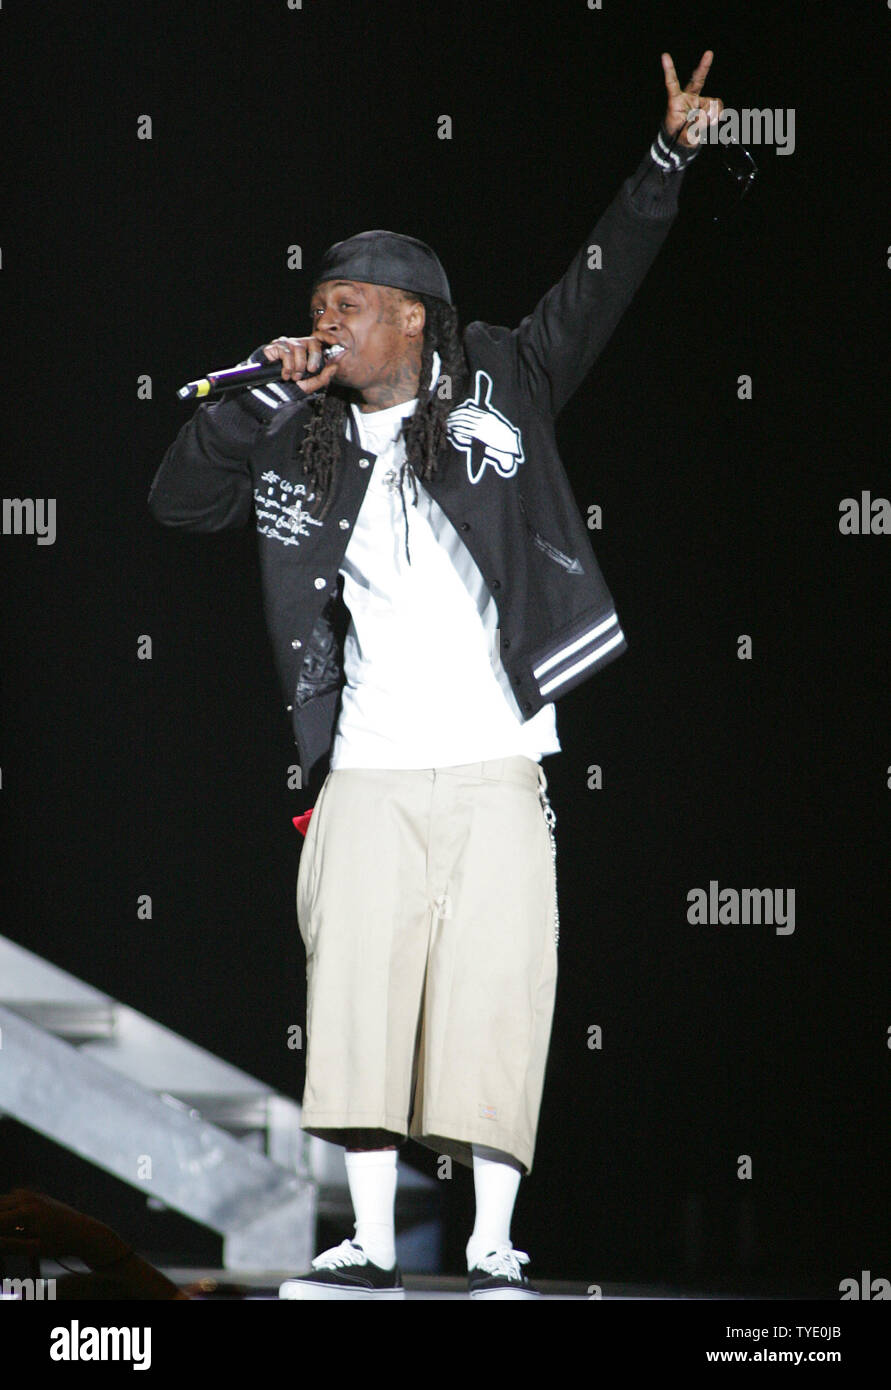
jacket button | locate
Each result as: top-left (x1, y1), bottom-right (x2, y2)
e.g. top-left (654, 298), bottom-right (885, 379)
top-left (286, 704), bottom-right (293, 712)
top-left (491, 579), bottom-right (501, 590)
top-left (459, 522), bottom-right (470, 532)
top-left (314, 577), bottom-right (326, 589)
top-left (523, 700), bottom-right (532, 712)
top-left (291, 638), bottom-right (302, 649)
top-left (339, 518), bottom-right (350, 529)
top-left (359, 457), bottom-right (370, 469)
top-left (502, 637), bottom-right (511, 650)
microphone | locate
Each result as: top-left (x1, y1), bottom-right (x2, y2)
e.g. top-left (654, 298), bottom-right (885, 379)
top-left (176, 344), bottom-right (346, 401)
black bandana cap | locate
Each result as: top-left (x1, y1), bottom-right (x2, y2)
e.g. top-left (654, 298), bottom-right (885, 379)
top-left (310, 229), bottom-right (453, 306)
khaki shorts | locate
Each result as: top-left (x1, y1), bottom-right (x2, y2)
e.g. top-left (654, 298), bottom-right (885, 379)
top-left (295, 755), bottom-right (559, 1175)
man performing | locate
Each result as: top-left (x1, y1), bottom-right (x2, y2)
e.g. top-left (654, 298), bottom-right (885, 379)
top-left (149, 52), bottom-right (721, 1299)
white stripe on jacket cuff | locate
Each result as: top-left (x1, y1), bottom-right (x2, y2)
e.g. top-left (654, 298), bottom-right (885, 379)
top-left (650, 122), bottom-right (701, 171)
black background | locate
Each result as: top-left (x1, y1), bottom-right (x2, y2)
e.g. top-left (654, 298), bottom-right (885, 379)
top-left (0, 0), bottom-right (887, 1292)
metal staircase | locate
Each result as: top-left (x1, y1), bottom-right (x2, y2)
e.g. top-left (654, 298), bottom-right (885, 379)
top-left (0, 935), bottom-right (439, 1271)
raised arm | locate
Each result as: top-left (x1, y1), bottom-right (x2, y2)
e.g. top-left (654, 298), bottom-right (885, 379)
top-left (512, 50), bottom-right (722, 418)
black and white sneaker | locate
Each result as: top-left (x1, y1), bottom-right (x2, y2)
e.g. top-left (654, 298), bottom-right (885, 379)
top-left (467, 1244), bottom-right (541, 1299)
top-left (279, 1239), bottom-right (405, 1300)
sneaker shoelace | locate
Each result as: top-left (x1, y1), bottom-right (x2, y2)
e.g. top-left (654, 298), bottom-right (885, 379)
top-left (476, 1245), bottom-right (531, 1280)
top-left (311, 1239), bottom-right (369, 1271)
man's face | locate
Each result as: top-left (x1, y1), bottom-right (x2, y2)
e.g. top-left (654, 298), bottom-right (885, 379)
top-left (308, 279), bottom-right (424, 393)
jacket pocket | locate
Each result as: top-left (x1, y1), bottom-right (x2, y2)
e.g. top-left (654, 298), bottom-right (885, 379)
top-left (527, 524), bottom-right (584, 574)
top-left (518, 491), bottom-right (583, 574)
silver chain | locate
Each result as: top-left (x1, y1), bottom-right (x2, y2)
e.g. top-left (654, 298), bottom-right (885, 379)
top-left (538, 783), bottom-right (560, 947)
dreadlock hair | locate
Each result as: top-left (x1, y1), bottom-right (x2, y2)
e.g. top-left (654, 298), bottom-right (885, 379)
top-left (296, 291), bottom-right (469, 529)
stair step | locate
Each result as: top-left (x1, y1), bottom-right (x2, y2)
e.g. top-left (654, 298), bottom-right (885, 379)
top-left (167, 1093), bottom-right (277, 1130)
top-left (0, 1003), bottom-right (317, 1271)
top-left (2, 1000), bottom-right (117, 1041)
top-left (0, 934), bottom-right (442, 1270)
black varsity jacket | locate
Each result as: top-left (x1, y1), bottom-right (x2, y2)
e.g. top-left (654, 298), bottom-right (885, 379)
top-left (148, 126), bottom-right (698, 799)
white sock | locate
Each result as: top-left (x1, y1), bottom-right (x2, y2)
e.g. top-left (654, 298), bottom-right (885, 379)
top-left (466, 1143), bottom-right (523, 1270)
top-left (344, 1148), bottom-right (398, 1269)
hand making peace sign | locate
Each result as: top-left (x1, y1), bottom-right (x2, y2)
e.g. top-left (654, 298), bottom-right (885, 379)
top-left (662, 50), bottom-right (724, 148)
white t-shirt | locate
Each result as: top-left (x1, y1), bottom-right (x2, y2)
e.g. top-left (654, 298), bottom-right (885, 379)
top-left (329, 355), bottom-right (561, 770)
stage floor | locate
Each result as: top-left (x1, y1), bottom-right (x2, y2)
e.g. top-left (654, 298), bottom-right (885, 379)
top-left (155, 1267), bottom-right (802, 1300)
